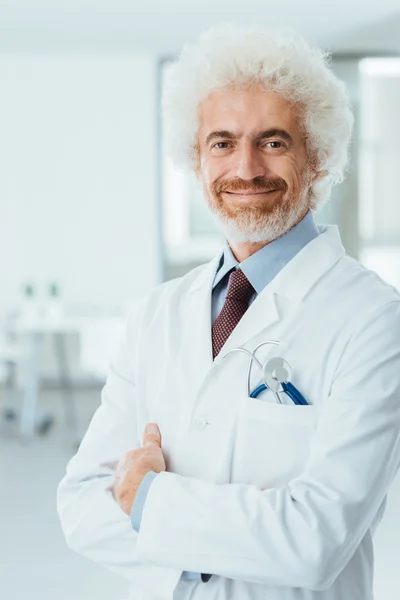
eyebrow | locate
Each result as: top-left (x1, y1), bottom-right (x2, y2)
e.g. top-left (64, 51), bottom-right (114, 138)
top-left (204, 128), bottom-right (294, 147)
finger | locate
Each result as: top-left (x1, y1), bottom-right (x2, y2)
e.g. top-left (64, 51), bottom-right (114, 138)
top-left (142, 422), bottom-right (162, 448)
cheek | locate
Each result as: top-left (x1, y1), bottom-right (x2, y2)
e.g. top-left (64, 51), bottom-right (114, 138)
top-left (279, 157), bottom-right (307, 190)
top-left (199, 158), bottom-right (222, 192)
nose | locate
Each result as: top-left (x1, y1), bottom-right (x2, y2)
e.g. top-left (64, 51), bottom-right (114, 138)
top-left (234, 141), bottom-right (266, 181)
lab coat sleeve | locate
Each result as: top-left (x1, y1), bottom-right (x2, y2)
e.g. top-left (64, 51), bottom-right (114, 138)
top-left (56, 303), bottom-right (183, 600)
top-left (134, 300), bottom-right (400, 590)
top-left (130, 472), bottom-right (203, 582)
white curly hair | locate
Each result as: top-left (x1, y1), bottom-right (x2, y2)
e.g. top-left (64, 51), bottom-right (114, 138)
top-left (162, 24), bottom-right (354, 209)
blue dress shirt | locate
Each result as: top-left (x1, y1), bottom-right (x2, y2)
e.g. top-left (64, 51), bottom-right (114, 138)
top-left (130, 210), bottom-right (319, 582)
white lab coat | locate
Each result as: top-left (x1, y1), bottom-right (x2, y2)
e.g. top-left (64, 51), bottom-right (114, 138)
top-left (57, 224), bottom-right (400, 600)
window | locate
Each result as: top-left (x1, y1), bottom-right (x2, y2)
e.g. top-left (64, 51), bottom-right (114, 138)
top-left (160, 61), bottom-right (224, 281)
top-left (358, 58), bottom-right (400, 289)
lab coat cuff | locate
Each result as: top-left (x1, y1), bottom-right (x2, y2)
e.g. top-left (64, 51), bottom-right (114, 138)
top-left (132, 472), bottom-right (205, 583)
top-left (135, 472), bottom-right (215, 574)
top-left (130, 471), bottom-right (158, 532)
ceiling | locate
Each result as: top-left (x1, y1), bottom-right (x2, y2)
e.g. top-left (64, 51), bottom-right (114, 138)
top-left (0, 0), bottom-right (399, 55)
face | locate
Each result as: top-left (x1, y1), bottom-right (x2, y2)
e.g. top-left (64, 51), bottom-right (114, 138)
top-left (196, 86), bottom-right (319, 244)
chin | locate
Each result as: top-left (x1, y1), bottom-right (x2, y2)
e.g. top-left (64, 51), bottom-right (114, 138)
top-left (208, 191), bottom-right (311, 244)
top-left (212, 214), bottom-right (286, 243)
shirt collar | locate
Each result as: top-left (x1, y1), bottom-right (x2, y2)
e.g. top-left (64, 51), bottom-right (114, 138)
top-left (212, 210), bottom-right (319, 294)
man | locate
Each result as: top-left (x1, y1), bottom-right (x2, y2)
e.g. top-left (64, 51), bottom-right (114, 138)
top-left (58, 24), bottom-right (400, 600)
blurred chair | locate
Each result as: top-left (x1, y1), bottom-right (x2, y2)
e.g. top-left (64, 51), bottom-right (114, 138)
top-left (0, 312), bottom-right (63, 440)
top-left (0, 324), bottom-right (23, 428)
top-left (0, 313), bottom-right (56, 437)
top-left (15, 320), bottom-right (79, 443)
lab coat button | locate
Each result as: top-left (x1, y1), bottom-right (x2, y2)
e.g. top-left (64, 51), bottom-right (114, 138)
top-left (194, 416), bottom-right (207, 429)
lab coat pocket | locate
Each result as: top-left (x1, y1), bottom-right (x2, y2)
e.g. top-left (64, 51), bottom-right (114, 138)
top-left (231, 395), bottom-right (318, 489)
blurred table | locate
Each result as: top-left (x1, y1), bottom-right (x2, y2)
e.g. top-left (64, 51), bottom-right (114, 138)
top-left (10, 315), bottom-right (125, 443)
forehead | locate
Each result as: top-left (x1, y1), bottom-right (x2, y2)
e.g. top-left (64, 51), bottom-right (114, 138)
top-left (197, 87), bottom-right (302, 140)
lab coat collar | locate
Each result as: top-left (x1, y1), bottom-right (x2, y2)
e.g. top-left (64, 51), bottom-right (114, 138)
top-left (188, 251), bottom-right (225, 296)
top-left (220, 224), bottom-right (345, 355)
top-left (188, 224), bottom-right (344, 302)
top-left (212, 210), bottom-right (319, 294)
top-left (266, 224), bottom-right (345, 302)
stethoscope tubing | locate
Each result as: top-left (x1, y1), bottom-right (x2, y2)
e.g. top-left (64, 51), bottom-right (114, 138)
top-left (222, 340), bottom-right (308, 406)
top-left (250, 381), bottom-right (308, 405)
top-left (246, 340), bottom-right (281, 401)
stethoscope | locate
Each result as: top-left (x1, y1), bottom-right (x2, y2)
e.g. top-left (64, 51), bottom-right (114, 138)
top-left (221, 340), bottom-right (309, 405)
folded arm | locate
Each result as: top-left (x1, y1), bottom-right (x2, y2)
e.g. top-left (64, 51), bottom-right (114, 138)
top-left (134, 301), bottom-right (400, 590)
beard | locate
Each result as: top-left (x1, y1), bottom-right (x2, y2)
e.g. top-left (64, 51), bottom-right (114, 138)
top-left (205, 172), bottom-right (313, 243)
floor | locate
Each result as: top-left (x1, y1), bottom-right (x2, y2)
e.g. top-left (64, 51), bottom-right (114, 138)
top-left (0, 387), bottom-right (399, 600)
top-left (0, 388), bottom-right (128, 600)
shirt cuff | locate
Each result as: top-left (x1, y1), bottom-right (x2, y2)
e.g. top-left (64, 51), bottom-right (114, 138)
top-left (130, 471), bottom-right (158, 532)
top-left (182, 570), bottom-right (203, 581)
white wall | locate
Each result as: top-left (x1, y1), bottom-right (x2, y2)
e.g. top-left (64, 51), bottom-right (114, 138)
top-left (374, 474), bottom-right (400, 600)
top-left (0, 53), bottom-right (160, 316)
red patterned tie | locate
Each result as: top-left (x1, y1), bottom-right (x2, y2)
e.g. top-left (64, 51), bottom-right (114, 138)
top-left (212, 269), bottom-right (255, 360)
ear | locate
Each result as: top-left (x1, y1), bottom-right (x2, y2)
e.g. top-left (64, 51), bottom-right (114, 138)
top-left (192, 142), bottom-right (201, 180)
top-left (193, 155), bottom-right (204, 183)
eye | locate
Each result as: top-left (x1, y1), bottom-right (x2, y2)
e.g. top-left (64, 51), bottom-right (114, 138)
top-left (266, 141), bottom-right (284, 149)
top-left (212, 141), bottom-right (231, 150)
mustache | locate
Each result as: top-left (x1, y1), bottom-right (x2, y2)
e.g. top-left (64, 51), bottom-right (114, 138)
top-left (212, 176), bottom-right (287, 196)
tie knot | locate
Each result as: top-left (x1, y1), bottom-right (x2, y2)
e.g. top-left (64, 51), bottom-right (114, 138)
top-left (225, 269), bottom-right (255, 303)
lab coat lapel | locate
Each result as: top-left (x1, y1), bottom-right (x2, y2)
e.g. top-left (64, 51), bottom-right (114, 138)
top-left (183, 253), bottom-right (222, 393)
top-left (216, 225), bottom-right (345, 356)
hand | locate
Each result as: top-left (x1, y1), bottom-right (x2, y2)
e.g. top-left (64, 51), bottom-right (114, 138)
top-left (113, 422), bottom-right (166, 515)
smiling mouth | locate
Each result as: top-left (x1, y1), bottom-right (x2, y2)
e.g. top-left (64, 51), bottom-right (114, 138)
top-left (224, 189), bottom-right (278, 195)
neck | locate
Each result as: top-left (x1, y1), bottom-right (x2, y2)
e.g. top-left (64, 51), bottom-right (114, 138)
top-left (227, 209), bottom-right (309, 262)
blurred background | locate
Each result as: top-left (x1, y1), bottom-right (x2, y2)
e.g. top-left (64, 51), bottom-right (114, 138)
top-left (0, 1), bottom-right (400, 599)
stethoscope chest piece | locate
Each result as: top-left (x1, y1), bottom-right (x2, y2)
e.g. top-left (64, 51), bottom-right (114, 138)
top-left (262, 357), bottom-right (292, 392)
